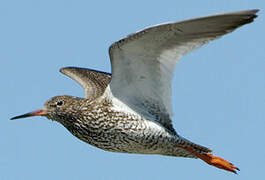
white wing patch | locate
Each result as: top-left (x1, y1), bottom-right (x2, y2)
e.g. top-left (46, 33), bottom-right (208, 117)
top-left (107, 10), bottom-right (258, 132)
top-left (157, 39), bottom-right (214, 116)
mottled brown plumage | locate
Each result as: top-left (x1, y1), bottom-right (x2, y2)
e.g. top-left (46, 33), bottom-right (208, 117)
top-left (11, 9), bottom-right (258, 174)
top-left (60, 67), bottom-right (111, 100)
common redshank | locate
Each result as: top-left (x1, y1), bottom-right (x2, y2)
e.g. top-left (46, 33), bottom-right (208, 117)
top-left (11, 9), bottom-right (259, 174)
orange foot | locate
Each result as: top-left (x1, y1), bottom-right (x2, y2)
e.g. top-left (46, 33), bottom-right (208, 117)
top-left (185, 147), bottom-right (240, 174)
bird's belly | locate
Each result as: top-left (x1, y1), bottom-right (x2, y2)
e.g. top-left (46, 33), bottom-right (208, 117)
top-left (68, 119), bottom-right (175, 154)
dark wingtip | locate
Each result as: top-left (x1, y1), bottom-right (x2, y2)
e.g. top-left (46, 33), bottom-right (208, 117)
top-left (250, 9), bottom-right (260, 14)
top-left (60, 66), bottom-right (111, 76)
top-left (60, 66), bottom-right (79, 74)
top-left (240, 9), bottom-right (260, 23)
top-left (60, 67), bottom-right (71, 74)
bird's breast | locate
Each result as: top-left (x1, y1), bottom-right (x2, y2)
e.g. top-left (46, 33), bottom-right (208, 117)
top-left (66, 106), bottom-right (174, 154)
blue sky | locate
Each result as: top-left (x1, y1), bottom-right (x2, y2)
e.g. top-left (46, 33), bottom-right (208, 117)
top-left (1, 0), bottom-right (264, 179)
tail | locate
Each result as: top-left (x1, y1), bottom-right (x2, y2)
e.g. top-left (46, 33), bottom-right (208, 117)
top-left (180, 139), bottom-right (239, 174)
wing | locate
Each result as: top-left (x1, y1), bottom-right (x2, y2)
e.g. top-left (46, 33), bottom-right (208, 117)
top-left (60, 67), bottom-right (111, 101)
top-left (108, 9), bottom-right (258, 131)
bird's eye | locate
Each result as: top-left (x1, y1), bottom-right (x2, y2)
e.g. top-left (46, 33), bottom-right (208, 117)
top-left (56, 101), bottom-right (64, 106)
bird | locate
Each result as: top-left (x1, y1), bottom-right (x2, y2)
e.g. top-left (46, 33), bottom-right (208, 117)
top-left (11, 9), bottom-right (259, 174)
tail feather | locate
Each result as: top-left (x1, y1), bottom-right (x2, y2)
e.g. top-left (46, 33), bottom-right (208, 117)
top-left (170, 138), bottom-right (211, 158)
top-left (178, 137), bottom-right (212, 154)
top-left (178, 138), bottom-right (239, 174)
top-left (176, 137), bottom-right (239, 174)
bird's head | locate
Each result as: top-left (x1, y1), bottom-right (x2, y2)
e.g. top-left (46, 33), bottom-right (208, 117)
top-left (11, 95), bottom-right (84, 126)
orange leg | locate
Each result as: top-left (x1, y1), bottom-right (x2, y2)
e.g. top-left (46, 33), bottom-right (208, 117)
top-left (185, 147), bottom-right (240, 174)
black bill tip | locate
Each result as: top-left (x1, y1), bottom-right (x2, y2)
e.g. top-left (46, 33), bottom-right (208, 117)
top-left (11, 109), bottom-right (46, 120)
